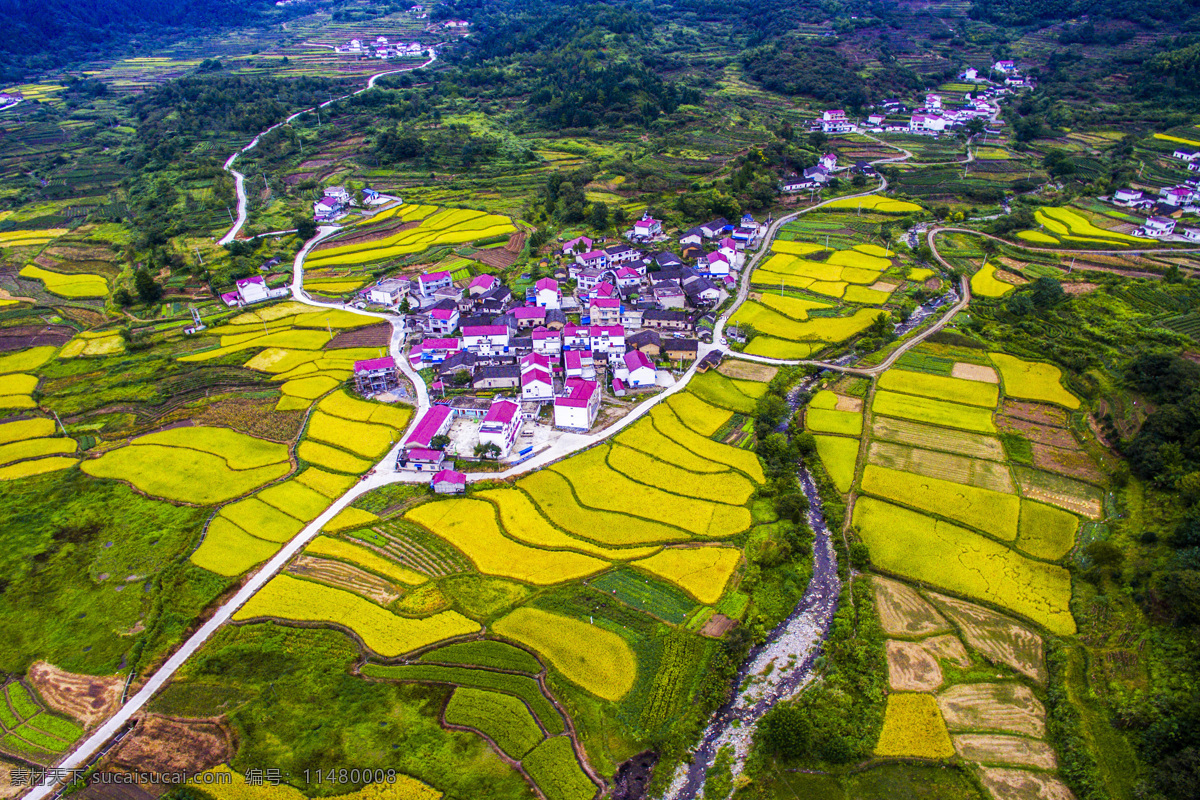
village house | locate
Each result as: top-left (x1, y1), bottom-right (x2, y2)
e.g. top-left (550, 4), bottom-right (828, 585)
top-left (820, 109), bottom-right (854, 133)
top-left (679, 228), bottom-right (704, 247)
top-left (431, 469), bottom-right (466, 494)
top-left (626, 329), bottom-right (662, 357)
top-left (589, 297), bottom-right (621, 326)
top-left (653, 281), bottom-right (687, 309)
top-left (589, 324), bottom-right (625, 355)
top-left (534, 278), bottom-right (562, 309)
top-left (633, 216), bottom-right (663, 238)
top-left (521, 363), bottom-right (554, 402)
top-left (1139, 216), bottom-right (1177, 237)
top-left (1173, 149), bottom-right (1200, 163)
top-left (473, 365), bottom-right (521, 390)
top-left (354, 356), bottom-right (400, 396)
top-left (605, 243), bottom-right (641, 263)
top-left (313, 195), bottom-right (344, 222)
top-left (461, 325), bottom-right (510, 355)
top-left (819, 153), bottom-right (838, 171)
top-left (422, 301), bottom-right (460, 335)
top-left (562, 235), bottom-right (593, 254)
top-left (621, 350), bottom-right (657, 388)
top-left (614, 266), bottom-right (641, 290)
top-left (468, 274), bottom-right (498, 296)
top-left (993, 60), bottom-right (1016, 73)
top-left (867, 113), bottom-right (886, 126)
top-left (909, 114), bottom-right (949, 133)
top-left (222, 276), bottom-right (289, 307)
top-left (437, 351), bottom-right (476, 384)
top-left (1112, 188), bottom-right (1144, 206)
top-left (701, 251), bottom-right (731, 277)
top-left (664, 338), bottom-right (699, 362)
top-left (478, 399), bottom-right (522, 455)
top-left (643, 309), bottom-right (694, 332)
top-left (554, 378), bottom-right (600, 430)
top-left (404, 404), bottom-right (454, 450)
top-left (413, 337), bottom-right (462, 365)
top-left (417, 270), bottom-right (454, 298)
top-left (576, 268), bottom-right (605, 293)
top-left (700, 219), bottom-right (730, 238)
top-left (1160, 186), bottom-right (1196, 207)
top-left (575, 249), bottom-right (608, 270)
top-left (512, 306), bottom-right (547, 330)
top-left (620, 304), bottom-right (648, 329)
top-left (398, 447), bottom-right (446, 472)
top-left (368, 278), bottom-right (408, 306)
top-left (563, 350), bottom-right (595, 380)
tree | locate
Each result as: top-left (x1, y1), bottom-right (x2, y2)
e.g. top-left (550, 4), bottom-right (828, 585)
top-left (849, 542), bottom-right (870, 570)
top-left (869, 311), bottom-right (891, 337)
top-left (755, 393), bottom-right (789, 437)
top-left (1006, 294), bottom-right (1035, 316)
top-left (135, 268), bottom-right (162, 304)
top-left (430, 434), bottom-right (450, 450)
top-left (1084, 541), bottom-right (1124, 579)
top-left (294, 215), bottom-right (316, 240)
top-left (760, 703), bottom-right (812, 759)
top-left (612, 206), bottom-right (628, 228)
top-left (851, 173), bottom-right (867, 188)
top-left (474, 442), bottom-right (501, 459)
top-left (589, 202), bottom-right (609, 231)
top-left (1031, 277), bottom-right (1064, 309)
top-left (776, 493), bottom-right (809, 524)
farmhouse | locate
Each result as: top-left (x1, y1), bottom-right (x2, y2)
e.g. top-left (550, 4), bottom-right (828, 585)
top-left (700, 218), bottom-right (730, 238)
top-left (633, 216), bottom-right (663, 238)
top-left (405, 404), bottom-right (453, 449)
top-left (554, 378), bottom-right (600, 430)
top-left (563, 350), bottom-right (595, 380)
top-left (701, 251), bottom-right (731, 277)
top-left (679, 228), bottom-right (703, 247)
top-left (589, 324), bottom-right (626, 355)
top-left (534, 278), bottom-right (562, 309)
top-left (614, 266), bottom-right (641, 289)
top-left (1139, 216), bottom-right (1177, 237)
top-left (621, 350), bottom-right (657, 387)
top-left (653, 281), bottom-right (687, 309)
top-left (431, 469), bottom-right (466, 494)
top-left (1160, 186), bottom-right (1196, 207)
top-left (626, 329), bottom-right (662, 357)
top-left (223, 276), bottom-right (289, 307)
top-left (575, 249), bottom-right (608, 270)
top-left (473, 365), bottom-right (521, 390)
top-left (531, 326), bottom-right (562, 355)
top-left (398, 447), bottom-right (446, 472)
top-left (643, 309), bottom-right (694, 332)
top-left (416, 337), bottom-right (462, 365)
top-left (589, 297), bottom-right (621, 326)
top-left (422, 302), bottom-right (460, 335)
top-left (468, 274), bottom-right (498, 296)
top-left (417, 271), bottom-right (454, 298)
top-left (368, 278), bottom-right (408, 306)
top-left (664, 338), bottom-right (699, 362)
top-left (820, 109), bottom-right (854, 133)
top-left (1112, 188), bottom-right (1144, 206)
top-left (512, 306), bottom-right (547, 330)
top-left (1173, 149), bottom-right (1200, 163)
top-left (562, 236), bottom-right (593, 254)
top-left (461, 325), bottom-right (510, 355)
top-left (605, 243), bottom-right (641, 263)
top-left (354, 356), bottom-right (400, 396)
top-left (478, 399), bottom-right (522, 455)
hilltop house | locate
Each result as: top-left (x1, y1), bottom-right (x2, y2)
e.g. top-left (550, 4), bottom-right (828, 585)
top-left (222, 276), bottom-right (289, 307)
top-left (417, 271), bottom-right (454, 298)
top-left (633, 216), bottom-right (663, 238)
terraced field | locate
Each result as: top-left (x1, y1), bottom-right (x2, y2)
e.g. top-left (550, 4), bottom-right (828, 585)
top-left (306, 205), bottom-right (517, 267)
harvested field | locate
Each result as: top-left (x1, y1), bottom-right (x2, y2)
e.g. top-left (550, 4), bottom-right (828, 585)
top-left (834, 395), bottom-right (863, 412)
top-left (716, 361), bottom-right (777, 382)
top-left (1015, 467), bottom-right (1103, 519)
top-left (700, 613), bottom-right (737, 638)
top-left (286, 555), bottom-right (401, 605)
top-left (1031, 443), bottom-right (1104, 484)
top-left (951, 363), bottom-right (998, 383)
top-left (28, 662), bottom-right (122, 728)
top-left (0, 757), bottom-right (21, 799)
top-left (952, 734), bottom-right (1057, 769)
top-left (886, 640), bottom-right (943, 692)
top-left (871, 576), bottom-right (951, 638)
top-left (326, 322), bottom-right (391, 350)
top-left (1000, 401), bottom-right (1070, 428)
top-left (867, 441), bottom-right (1015, 493)
top-left (0, 325), bottom-right (74, 352)
top-left (996, 415), bottom-right (1077, 449)
top-left (921, 634), bottom-right (971, 668)
top-left (927, 592), bottom-right (1046, 683)
top-left (978, 767), bottom-right (1075, 800)
top-left (109, 715), bottom-right (232, 775)
top-left (872, 417), bottom-right (1006, 461)
top-left (937, 683), bottom-right (1046, 738)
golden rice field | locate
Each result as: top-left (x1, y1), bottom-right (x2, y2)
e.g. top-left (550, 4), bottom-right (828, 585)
top-left (1016, 230), bottom-right (1059, 245)
top-left (861, 465), bottom-right (1020, 541)
top-left (298, 440), bottom-right (375, 474)
top-left (295, 467), bottom-right (357, 498)
top-left (970, 264), bottom-right (1014, 298)
top-left (1015, 502), bottom-right (1079, 561)
top-left (646, 405), bottom-right (765, 481)
top-left (200, 765), bottom-right (441, 800)
top-left (663, 392), bottom-right (731, 436)
top-left (814, 435), bottom-right (860, 493)
top-left (519, 470), bottom-right (691, 545)
top-left (234, 574), bottom-right (479, 656)
top-left (606, 445), bottom-right (755, 505)
top-left (685, 370), bottom-right (765, 415)
top-left (989, 354), bottom-right (1080, 409)
top-left (771, 241), bottom-right (828, 256)
top-left (190, 517), bottom-right (281, 576)
top-left (406, 499), bottom-right (609, 584)
top-left (83, 444), bottom-right (290, 505)
top-left (853, 498), bottom-right (1075, 634)
top-left (133, 426), bottom-right (290, 469)
top-left (806, 408), bottom-right (863, 436)
top-left (17, 265), bottom-right (108, 298)
top-left (0, 455), bottom-right (79, 481)
top-left (325, 507), bottom-right (379, 532)
top-left (58, 332), bottom-right (125, 358)
top-left (872, 391), bottom-right (997, 434)
top-left (0, 229), bottom-right (69, 247)
top-left (1034, 207), bottom-right (1141, 244)
top-left (732, 303), bottom-right (879, 347)
top-left (307, 207), bottom-right (517, 267)
top-left (257, 476), bottom-right (335, 520)
top-left (632, 547), bottom-right (741, 604)
top-left (219, 497), bottom-right (305, 543)
top-left (492, 607), bottom-right (636, 701)
top-left (0, 346), bottom-right (56, 374)
top-left (824, 196), bottom-right (922, 213)
top-left (614, 417), bottom-right (729, 473)
top-left (307, 411), bottom-right (396, 459)
top-left (874, 693), bottom-right (955, 759)
top-left (878, 369), bottom-right (999, 408)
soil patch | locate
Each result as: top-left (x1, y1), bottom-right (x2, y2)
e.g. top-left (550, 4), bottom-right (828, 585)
top-left (187, 396), bottom-right (305, 443)
top-left (1031, 442), bottom-right (1104, 484)
top-left (978, 767), bottom-right (1074, 800)
top-left (926, 592), bottom-right (1045, 683)
top-left (951, 363), bottom-right (998, 383)
top-left (869, 280), bottom-right (899, 292)
top-left (937, 683), bottom-right (1046, 737)
top-left (1062, 282), bottom-right (1099, 295)
top-left (328, 321), bottom-right (392, 350)
top-left (886, 640), bottom-right (943, 692)
top-left (834, 395), bottom-right (863, 413)
top-left (717, 361), bottom-right (777, 382)
top-left (1000, 401), bottom-right (1069, 428)
top-left (953, 734), bottom-right (1057, 769)
top-left (313, 219), bottom-right (419, 251)
top-left (921, 634), bottom-right (971, 668)
top-left (996, 415), bottom-right (1077, 449)
top-left (28, 661), bottom-right (123, 728)
top-left (700, 613), bottom-right (737, 638)
top-left (287, 555), bottom-right (401, 605)
top-left (0, 325), bottom-right (74, 352)
top-left (871, 576), bottom-right (951, 638)
top-left (109, 715), bottom-right (232, 775)
top-left (0, 757), bottom-right (22, 799)
top-left (995, 269), bottom-right (1027, 287)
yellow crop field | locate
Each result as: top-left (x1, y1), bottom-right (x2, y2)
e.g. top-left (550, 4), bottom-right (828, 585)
top-left (83, 445), bottom-right (290, 504)
top-left (879, 370), bottom-right (1000, 408)
top-left (843, 285), bottom-right (893, 305)
top-left (840, 267), bottom-right (884, 285)
top-left (861, 465), bottom-right (1020, 541)
top-left (1016, 501), bottom-right (1079, 560)
top-left (809, 390), bottom-right (839, 410)
top-left (732, 303), bottom-right (877, 345)
top-left (0, 437), bottom-right (76, 466)
top-left (553, 447), bottom-right (750, 538)
top-left (1154, 132), bottom-right (1200, 147)
top-left (0, 417), bottom-right (56, 444)
top-left (319, 390), bottom-right (413, 429)
top-left (1017, 230), bottom-right (1058, 244)
top-left (477, 488), bottom-right (660, 560)
top-left (989, 354), bottom-right (1080, 409)
top-left (0, 395), bottom-right (35, 409)
top-left (771, 240), bottom-right (828, 256)
top-left (828, 250), bottom-right (890, 271)
top-left (307, 412), bottom-right (395, 459)
top-left (0, 373), bottom-right (37, 396)
top-left (853, 498), bottom-right (1075, 634)
top-left (824, 196), bottom-right (922, 213)
top-left (190, 517), bottom-right (280, 576)
top-left (814, 435), bottom-right (859, 493)
top-left (874, 693), bottom-right (955, 759)
top-left (306, 208), bottom-right (516, 267)
top-left (181, 332), bottom-right (327, 364)
top-left (771, 258), bottom-right (843, 282)
top-left (0, 346), bottom-right (56, 374)
top-left (648, 405), bottom-right (766, 481)
top-left (0, 456), bottom-right (78, 481)
top-left (970, 263), bottom-right (1015, 298)
top-left (806, 409), bottom-right (863, 436)
top-left (220, 498), bottom-right (305, 543)
top-left (18, 265), bottom-right (107, 298)
top-left (808, 280), bottom-right (848, 298)
top-left (281, 375), bottom-right (340, 400)
top-left (908, 267), bottom-right (935, 280)
top-left (607, 445), bottom-right (754, 505)
top-left (235, 574), bottom-right (479, 656)
top-left (687, 370), bottom-right (758, 414)
top-left (325, 507), bottom-right (379, 532)
top-left (407, 498), bottom-right (608, 584)
top-left (854, 244), bottom-right (893, 257)
top-left (257, 479), bottom-right (334, 520)
top-left (873, 391), bottom-right (996, 433)
top-left (632, 547), bottom-right (741, 604)
top-left (59, 333), bottom-right (124, 358)
top-left (758, 293), bottom-right (833, 320)
top-left (518, 471), bottom-right (690, 544)
top-left (493, 607), bottom-right (636, 701)
top-left (305, 279), bottom-right (365, 293)
top-left (299, 441), bottom-right (374, 474)
top-left (200, 766), bottom-right (441, 800)
top-left (134, 426), bottom-right (290, 469)
top-left (1035, 207), bottom-right (1142, 243)
top-left (0, 228), bottom-right (68, 246)
top-left (614, 418), bottom-right (728, 473)
top-left (665, 393), bottom-right (731, 436)
top-left (305, 536), bottom-right (425, 584)
top-left (752, 271), bottom-right (814, 291)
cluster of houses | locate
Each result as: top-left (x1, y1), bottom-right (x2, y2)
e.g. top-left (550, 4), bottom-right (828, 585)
top-left (313, 186), bottom-right (352, 223)
top-left (0, 91), bottom-right (21, 109)
top-left (333, 36), bottom-right (426, 59)
top-left (220, 276), bottom-right (290, 308)
top-left (1110, 154), bottom-right (1200, 240)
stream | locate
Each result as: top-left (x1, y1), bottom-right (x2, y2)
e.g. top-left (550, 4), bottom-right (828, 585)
top-left (661, 380), bottom-right (841, 799)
